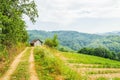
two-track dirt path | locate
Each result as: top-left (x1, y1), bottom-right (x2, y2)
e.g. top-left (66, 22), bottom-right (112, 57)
top-left (0, 47), bottom-right (28, 80)
top-left (29, 47), bottom-right (39, 80)
top-left (0, 47), bottom-right (39, 80)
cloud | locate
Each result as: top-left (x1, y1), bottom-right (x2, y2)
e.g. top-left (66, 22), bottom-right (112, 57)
top-left (34, 0), bottom-right (120, 22)
top-left (25, 0), bottom-right (120, 33)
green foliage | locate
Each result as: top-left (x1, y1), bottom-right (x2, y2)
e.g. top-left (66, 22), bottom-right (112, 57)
top-left (52, 34), bottom-right (59, 47)
top-left (78, 47), bottom-right (94, 55)
top-left (28, 30), bottom-right (120, 53)
top-left (44, 38), bottom-right (54, 47)
top-left (0, 1), bottom-right (38, 71)
top-left (63, 52), bottom-right (120, 68)
top-left (117, 53), bottom-right (120, 60)
top-left (34, 47), bottom-right (60, 80)
top-left (0, 43), bottom-right (26, 77)
top-left (78, 47), bottom-right (116, 60)
top-left (57, 45), bottom-right (74, 52)
top-left (45, 34), bottom-right (59, 48)
top-left (97, 77), bottom-right (120, 80)
top-left (34, 47), bottom-right (81, 80)
top-left (0, 47), bottom-right (8, 61)
top-left (97, 77), bottom-right (107, 80)
top-left (0, 0), bottom-right (38, 48)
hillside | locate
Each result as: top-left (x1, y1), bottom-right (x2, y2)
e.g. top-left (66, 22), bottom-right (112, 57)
top-left (34, 46), bottom-right (120, 80)
top-left (28, 30), bottom-right (120, 52)
top-left (1, 46), bottom-right (120, 80)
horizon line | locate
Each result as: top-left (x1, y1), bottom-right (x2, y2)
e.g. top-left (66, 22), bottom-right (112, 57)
top-left (27, 29), bottom-right (120, 34)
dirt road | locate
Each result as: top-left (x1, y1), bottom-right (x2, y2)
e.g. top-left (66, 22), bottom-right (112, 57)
top-left (29, 47), bottom-right (39, 80)
top-left (0, 47), bottom-right (39, 80)
top-left (0, 47), bottom-right (28, 80)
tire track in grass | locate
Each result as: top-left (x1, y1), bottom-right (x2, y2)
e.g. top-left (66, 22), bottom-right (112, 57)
top-left (10, 47), bottom-right (31, 80)
top-left (29, 47), bottom-right (39, 80)
top-left (64, 55), bottom-right (120, 79)
top-left (88, 73), bottom-right (120, 80)
top-left (0, 47), bottom-right (28, 80)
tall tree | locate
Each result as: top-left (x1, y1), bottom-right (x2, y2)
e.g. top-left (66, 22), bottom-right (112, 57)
top-left (0, 0), bottom-right (38, 48)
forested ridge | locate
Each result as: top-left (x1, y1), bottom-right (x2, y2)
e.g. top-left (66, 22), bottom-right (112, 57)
top-left (28, 30), bottom-right (120, 53)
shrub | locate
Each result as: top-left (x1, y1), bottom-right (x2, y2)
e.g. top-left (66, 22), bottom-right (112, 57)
top-left (44, 34), bottom-right (59, 48)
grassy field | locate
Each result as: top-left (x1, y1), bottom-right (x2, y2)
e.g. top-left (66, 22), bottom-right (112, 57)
top-left (60, 51), bottom-right (120, 80)
top-left (1, 46), bottom-right (120, 80)
top-left (62, 52), bottom-right (120, 68)
top-left (34, 46), bottom-right (120, 80)
top-left (34, 46), bottom-right (81, 80)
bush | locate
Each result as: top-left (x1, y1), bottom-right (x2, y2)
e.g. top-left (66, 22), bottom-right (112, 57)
top-left (58, 46), bottom-right (74, 52)
top-left (78, 47), bottom-right (94, 55)
top-left (44, 34), bottom-right (59, 48)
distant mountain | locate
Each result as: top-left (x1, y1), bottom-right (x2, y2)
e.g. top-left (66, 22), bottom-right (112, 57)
top-left (28, 30), bottom-right (120, 53)
top-left (98, 31), bottom-right (120, 36)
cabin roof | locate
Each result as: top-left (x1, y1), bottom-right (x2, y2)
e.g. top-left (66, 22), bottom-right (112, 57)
top-left (30, 39), bottom-right (43, 44)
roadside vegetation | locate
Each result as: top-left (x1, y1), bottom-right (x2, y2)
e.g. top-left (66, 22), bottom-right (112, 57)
top-left (34, 46), bottom-right (81, 80)
top-left (0, 43), bottom-right (26, 77)
top-left (42, 44), bottom-right (120, 79)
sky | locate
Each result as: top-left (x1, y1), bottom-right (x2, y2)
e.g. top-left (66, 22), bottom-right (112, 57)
top-left (25, 0), bottom-right (120, 33)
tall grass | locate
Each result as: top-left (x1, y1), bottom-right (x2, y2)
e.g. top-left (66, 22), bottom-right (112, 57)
top-left (34, 46), bottom-right (120, 80)
top-left (34, 46), bottom-right (81, 80)
top-left (0, 43), bottom-right (26, 77)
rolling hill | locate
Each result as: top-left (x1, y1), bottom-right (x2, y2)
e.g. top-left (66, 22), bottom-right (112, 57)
top-left (28, 30), bottom-right (120, 53)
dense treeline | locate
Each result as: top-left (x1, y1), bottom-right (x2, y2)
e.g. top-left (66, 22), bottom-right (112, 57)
top-left (0, 0), bottom-right (38, 49)
top-left (78, 47), bottom-right (120, 60)
top-left (28, 30), bottom-right (120, 53)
